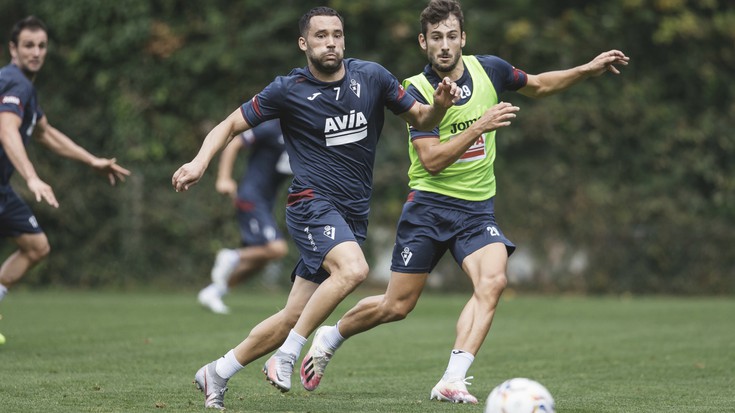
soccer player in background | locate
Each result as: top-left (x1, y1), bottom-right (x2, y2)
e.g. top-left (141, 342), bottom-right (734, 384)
top-left (197, 119), bottom-right (292, 315)
top-left (299, 0), bottom-right (629, 404)
top-left (0, 16), bottom-right (130, 304)
top-left (172, 6), bottom-right (462, 409)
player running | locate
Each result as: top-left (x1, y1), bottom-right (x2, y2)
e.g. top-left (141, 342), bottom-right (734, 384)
top-left (299, 0), bottom-right (629, 404)
top-left (172, 6), bottom-right (460, 410)
top-left (197, 119), bottom-right (292, 315)
top-left (0, 16), bottom-right (130, 305)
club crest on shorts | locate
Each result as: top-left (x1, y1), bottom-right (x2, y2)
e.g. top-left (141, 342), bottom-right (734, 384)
top-left (401, 247), bottom-right (413, 266)
top-left (323, 225), bottom-right (336, 240)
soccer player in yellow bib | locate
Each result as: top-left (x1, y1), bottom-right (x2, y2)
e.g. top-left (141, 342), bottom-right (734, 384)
top-left (300, 0), bottom-right (629, 404)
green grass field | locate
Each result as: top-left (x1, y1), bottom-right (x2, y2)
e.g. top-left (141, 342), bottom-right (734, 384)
top-left (0, 289), bottom-right (733, 412)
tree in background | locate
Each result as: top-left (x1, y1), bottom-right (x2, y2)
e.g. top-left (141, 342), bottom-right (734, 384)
top-left (0, 0), bottom-right (732, 294)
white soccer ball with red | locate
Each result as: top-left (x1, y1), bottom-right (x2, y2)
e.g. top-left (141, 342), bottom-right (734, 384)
top-left (485, 377), bottom-right (556, 413)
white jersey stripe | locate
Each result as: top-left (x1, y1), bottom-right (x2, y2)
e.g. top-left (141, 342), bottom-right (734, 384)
top-left (325, 128), bottom-right (368, 146)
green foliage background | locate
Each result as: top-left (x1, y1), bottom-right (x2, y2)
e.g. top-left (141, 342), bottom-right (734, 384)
top-left (1, 0), bottom-right (733, 293)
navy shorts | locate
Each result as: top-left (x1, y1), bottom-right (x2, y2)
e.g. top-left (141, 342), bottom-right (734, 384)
top-left (0, 188), bottom-right (44, 237)
top-left (286, 197), bottom-right (367, 284)
top-left (234, 198), bottom-right (284, 247)
top-left (390, 191), bottom-right (514, 274)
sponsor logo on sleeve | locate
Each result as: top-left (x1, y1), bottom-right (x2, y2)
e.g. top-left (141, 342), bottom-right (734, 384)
top-left (1, 95), bottom-right (21, 106)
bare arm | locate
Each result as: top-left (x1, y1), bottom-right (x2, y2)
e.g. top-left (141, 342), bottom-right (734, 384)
top-left (0, 112), bottom-right (58, 207)
top-left (35, 116), bottom-right (131, 185)
top-left (215, 135), bottom-right (244, 198)
top-left (172, 108), bottom-right (251, 192)
top-left (519, 49), bottom-right (629, 98)
top-left (399, 77), bottom-right (459, 131)
top-left (414, 102), bottom-right (520, 175)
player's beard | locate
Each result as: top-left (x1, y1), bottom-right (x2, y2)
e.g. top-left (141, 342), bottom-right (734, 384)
top-left (429, 52), bottom-right (460, 74)
top-left (13, 57), bottom-right (44, 78)
top-left (20, 63), bottom-right (42, 78)
top-left (307, 50), bottom-right (343, 75)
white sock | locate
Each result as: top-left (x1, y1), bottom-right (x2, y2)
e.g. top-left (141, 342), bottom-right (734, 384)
top-left (322, 322), bottom-right (346, 352)
top-left (212, 283), bottom-right (228, 296)
top-left (215, 349), bottom-right (243, 379)
top-left (200, 283), bottom-right (226, 298)
top-left (0, 284), bottom-right (7, 302)
top-left (442, 349), bottom-right (475, 381)
top-left (279, 329), bottom-right (307, 357)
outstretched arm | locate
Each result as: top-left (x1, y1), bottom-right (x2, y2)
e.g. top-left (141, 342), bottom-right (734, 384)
top-left (399, 77), bottom-right (460, 131)
top-left (519, 49), bottom-right (629, 98)
top-left (172, 108), bottom-right (251, 192)
top-left (215, 134), bottom-right (244, 199)
top-left (0, 112), bottom-right (58, 207)
top-left (35, 116), bottom-right (131, 186)
top-left (414, 102), bottom-right (520, 175)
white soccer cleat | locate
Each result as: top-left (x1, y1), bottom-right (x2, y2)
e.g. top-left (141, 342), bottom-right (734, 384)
top-left (194, 361), bottom-right (229, 410)
top-left (300, 326), bottom-right (334, 391)
top-left (263, 350), bottom-right (296, 392)
top-left (430, 376), bottom-right (479, 404)
top-left (211, 248), bottom-right (239, 288)
top-left (197, 286), bottom-right (230, 315)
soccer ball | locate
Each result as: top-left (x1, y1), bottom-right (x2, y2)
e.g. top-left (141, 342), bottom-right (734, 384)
top-left (485, 377), bottom-right (555, 413)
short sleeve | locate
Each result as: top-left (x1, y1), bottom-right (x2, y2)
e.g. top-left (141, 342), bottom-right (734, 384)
top-left (240, 77), bottom-right (287, 128)
top-left (475, 55), bottom-right (528, 93)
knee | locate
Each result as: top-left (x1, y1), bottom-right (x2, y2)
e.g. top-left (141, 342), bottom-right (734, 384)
top-left (334, 258), bottom-right (369, 287)
top-left (476, 270), bottom-right (507, 299)
top-left (265, 241), bottom-right (288, 260)
top-left (346, 259), bottom-right (369, 285)
top-left (380, 300), bottom-right (413, 322)
top-left (22, 239), bottom-right (51, 263)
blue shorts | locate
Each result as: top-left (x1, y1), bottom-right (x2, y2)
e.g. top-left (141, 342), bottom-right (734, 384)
top-left (0, 187), bottom-right (44, 238)
top-left (286, 196), bottom-right (367, 284)
top-left (234, 198), bottom-right (283, 247)
top-left (390, 191), bottom-right (514, 274)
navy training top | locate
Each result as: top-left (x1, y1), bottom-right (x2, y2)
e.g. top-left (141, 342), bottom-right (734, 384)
top-left (237, 118), bottom-right (291, 211)
top-left (0, 64), bottom-right (44, 186)
top-left (240, 58), bottom-right (416, 219)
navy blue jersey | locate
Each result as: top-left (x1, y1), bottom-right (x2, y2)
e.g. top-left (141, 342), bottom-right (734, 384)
top-left (237, 119), bottom-right (291, 209)
top-left (408, 55), bottom-right (527, 140)
top-left (0, 64), bottom-right (44, 186)
top-left (240, 58), bottom-right (416, 219)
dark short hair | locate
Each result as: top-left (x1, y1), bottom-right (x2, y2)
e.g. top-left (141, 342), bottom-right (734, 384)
top-left (9, 16), bottom-right (48, 46)
top-left (298, 7), bottom-right (344, 37)
top-left (420, 0), bottom-right (464, 36)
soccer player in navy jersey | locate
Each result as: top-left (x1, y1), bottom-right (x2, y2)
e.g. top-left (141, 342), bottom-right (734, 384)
top-left (0, 16), bottom-right (130, 304)
top-left (300, 0), bottom-right (629, 404)
top-left (172, 6), bottom-right (459, 409)
top-left (197, 119), bottom-right (292, 315)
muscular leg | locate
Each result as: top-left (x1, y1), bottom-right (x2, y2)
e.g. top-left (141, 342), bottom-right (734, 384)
top-left (0, 232), bottom-right (51, 288)
top-left (291, 241), bottom-right (368, 339)
top-left (453, 242), bottom-right (508, 354)
top-left (338, 271), bottom-right (427, 338)
top-left (261, 242), bottom-right (370, 392)
top-left (233, 276), bottom-right (318, 365)
top-left (424, 243), bottom-right (507, 404)
top-left (297, 270), bottom-right (427, 392)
